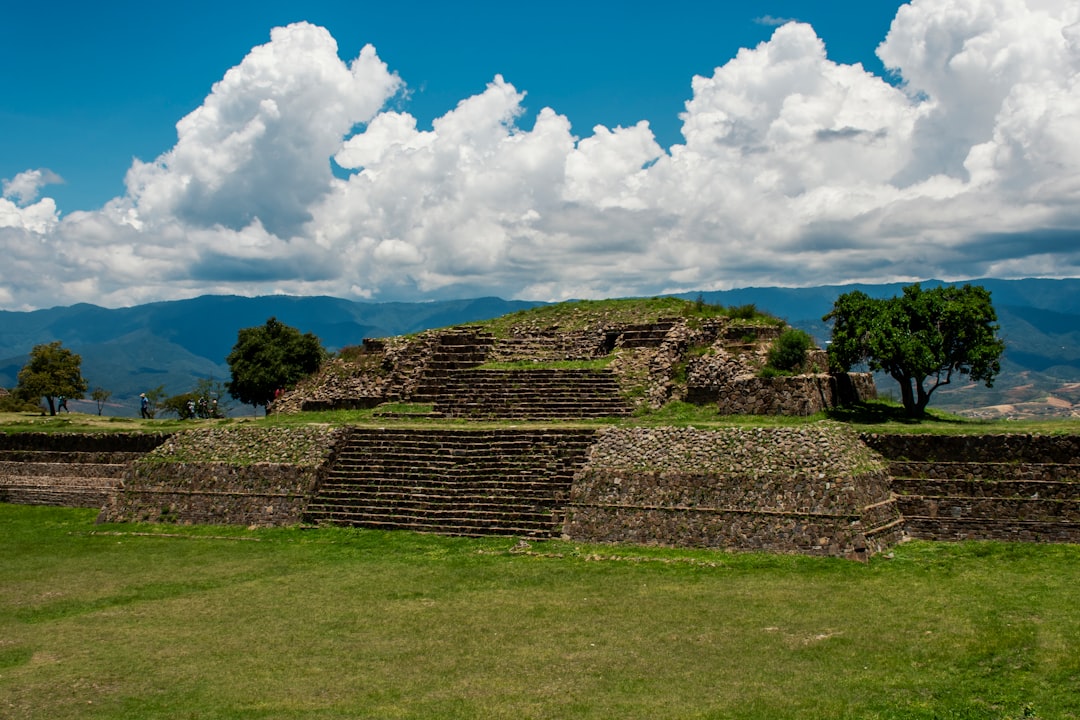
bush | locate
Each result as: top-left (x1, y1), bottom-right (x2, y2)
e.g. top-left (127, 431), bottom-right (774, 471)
top-left (0, 390), bottom-right (41, 413)
top-left (766, 329), bottom-right (813, 373)
top-left (728, 304), bottom-right (759, 320)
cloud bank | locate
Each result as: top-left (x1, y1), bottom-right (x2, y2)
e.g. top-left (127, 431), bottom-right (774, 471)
top-left (2, 0), bottom-right (1079, 310)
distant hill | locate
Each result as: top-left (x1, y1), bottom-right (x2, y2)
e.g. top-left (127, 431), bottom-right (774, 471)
top-left (1, 279), bottom-right (1077, 418)
top-left (0, 296), bottom-right (543, 416)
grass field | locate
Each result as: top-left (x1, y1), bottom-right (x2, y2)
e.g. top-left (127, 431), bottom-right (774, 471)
top-left (2, 505), bottom-right (1079, 719)
top-left (4, 403), bottom-right (1080, 436)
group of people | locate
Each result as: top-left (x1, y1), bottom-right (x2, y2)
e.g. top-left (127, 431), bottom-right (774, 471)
top-left (183, 396), bottom-right (220, 420)
top-left (139, 392), bottom-right (221, 419)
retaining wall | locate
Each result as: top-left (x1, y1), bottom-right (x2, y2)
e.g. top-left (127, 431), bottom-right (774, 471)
top-left (0, 433), bottom-right (170, 508)
top-left (865, 433), bottom-right (1080, 543)
top-left (564, 425), bottom-right (902, 558)
top-left (97, 426), bottom-right (343, 527)
top-left (710, 373), bottom-right (877, 416)
top-left (101, 462), bottom-right (323, 526)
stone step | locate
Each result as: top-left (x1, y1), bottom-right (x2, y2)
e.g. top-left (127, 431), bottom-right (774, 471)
top-left (891, 478), bottom-right (1080, 499)
top-left (0, 450), bottom-right (144, 464)
top-left (302, 510), bottom-right (558, 537)
top-left (324, 469), bottom-right (573, 481)
top-left (896, 496), bottom-right (1080, 522)
top-left (314, 486), bottom-right (564, 503)
top-left (889, 462), bottom-right (1080, 482)
top-left (902, 517), bottom-right (1080, 543)
top-left (0, 484), bottom-right (114, 508)
top-left (0, 461), bottom-right (129, 479)
top-left (307, 499), bottom-right (558, 518)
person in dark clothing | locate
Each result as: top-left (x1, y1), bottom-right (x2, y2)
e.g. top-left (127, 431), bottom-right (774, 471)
top-left (140, 393), bottom-right (151, 419)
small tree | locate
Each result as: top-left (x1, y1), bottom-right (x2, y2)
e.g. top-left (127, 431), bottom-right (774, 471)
top-left (91, 387), bottom-right (112, 416)
top-left (16, 341), bottom-right (89, 416)
top-left (226, 317), bottom-right (325, 411)
top-left (824, 283), bottom-right (1006, 418)
top-left (766, 329), bottom-right (813, 374)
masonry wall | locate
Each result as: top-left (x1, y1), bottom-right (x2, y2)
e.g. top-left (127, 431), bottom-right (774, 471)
top-left (564, 425), bottom-right (902, 558)
top-left (862, 433), bottom-right (1080, 463)
top-left (0, 432), bottom-right (170, 509)
top-left (101, 462), bottom-right (322, 526)
top-left (865, 433), bottom-right (1080, 543)
top-left (97, 426), bottom-right (343, 527)
top-left (709, 373), bottom-right (877, 416)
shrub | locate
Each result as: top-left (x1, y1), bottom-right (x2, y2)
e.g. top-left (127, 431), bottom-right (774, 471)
top-left (766, 329), bottom-right (813, 373)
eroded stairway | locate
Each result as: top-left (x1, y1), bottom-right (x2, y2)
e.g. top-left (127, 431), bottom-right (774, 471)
top-left (866, 434), bottom-right (1080, 542)
top-left (303, 428), bottom-right (599, 537)
top-left (0, 433), bottom-right (168, 508)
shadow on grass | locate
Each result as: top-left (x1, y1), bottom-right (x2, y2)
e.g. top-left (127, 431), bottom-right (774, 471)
top-left (826, 400), bottom-right (977, 426)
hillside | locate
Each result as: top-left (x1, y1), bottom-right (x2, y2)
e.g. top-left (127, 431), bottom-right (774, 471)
top-left (0, 279), bottom-right (1077, 418)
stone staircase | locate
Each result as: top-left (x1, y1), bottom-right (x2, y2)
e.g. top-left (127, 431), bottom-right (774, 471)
top-left (433, 369), bottom-right (632, 420)
top-left (865, 434), bottom-right (1080, 543)
top-left (411, 329), bottom-right (496, 403)
top-left (604, 319), bottom-right (679, 349)
top-left (0, 433), bottom-right (168, 509)
top-left (303, 428), bottom-right (598, 537)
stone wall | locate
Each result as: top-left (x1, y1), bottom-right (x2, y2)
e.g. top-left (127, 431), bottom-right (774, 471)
top-left (866, 433), bottom-right (1080, 543)
top-left (101, 462), bottom-right (323, 526)
top-left (564, 425), bottom-right (902, 558)
top-left (709, 373), bottom-right (876, 416)
top-left (0, 433), bottom-right (170, 509)
top-left (11, 425), bottom-right (1079, 554)
top-left (0, 432), bottom-right (171, 453)
top-left (863, 433), bottom-right (1080, 463)
top-left (98, 426), bottom-right (344, 527)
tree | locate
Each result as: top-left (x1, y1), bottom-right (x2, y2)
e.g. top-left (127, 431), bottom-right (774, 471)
top-left (824, 283), bottom-right (1006, 418)
top-left (226, 317), bottom-right (325, 410)
top-left (91, 387), bottom-right (112, 416)
top-left (16, 341), bottom-right (89, 416)
top-left (141, 384), bottom-right (167, 419)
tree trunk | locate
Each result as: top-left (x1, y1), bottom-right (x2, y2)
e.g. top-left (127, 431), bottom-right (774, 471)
top-left (45, 396), bottom-right (56, 416)
top-left (914, 381), bottom-right (932, 418)
top-left (894, 374), bottom-right (921, 418)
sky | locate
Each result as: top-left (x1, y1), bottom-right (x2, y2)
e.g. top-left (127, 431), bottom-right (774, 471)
top-left (2, 0), bottom-right (1078, 311)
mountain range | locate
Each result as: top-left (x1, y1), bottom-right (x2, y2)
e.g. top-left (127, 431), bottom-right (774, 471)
top-left (1, 279), bottom-right (1077, 419)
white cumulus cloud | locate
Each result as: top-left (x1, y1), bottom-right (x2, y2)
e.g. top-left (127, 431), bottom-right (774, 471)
top-left (2, 2), bottom-right (1079, 311)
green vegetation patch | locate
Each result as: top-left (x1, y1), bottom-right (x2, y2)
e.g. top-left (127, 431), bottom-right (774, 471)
top-left (475, 296), bottom-right (779, 336)
top-left (2, 504), bottom-right (1079, 719)
top-left (139, 426), bottom-right (342, 466)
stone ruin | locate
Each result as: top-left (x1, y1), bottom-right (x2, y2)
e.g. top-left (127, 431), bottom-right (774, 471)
top-left (270, 314), bottom-right (875, 419)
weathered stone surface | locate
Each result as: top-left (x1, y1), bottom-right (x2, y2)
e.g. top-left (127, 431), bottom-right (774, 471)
top-left (8, 425), bottom-right (1079, 554)
top-left (100, 462), bottom-right (319, 526)
top-left (564, 425), bottom-right (899, 557)
top-left (872, 433), bottom-right (1080, 543)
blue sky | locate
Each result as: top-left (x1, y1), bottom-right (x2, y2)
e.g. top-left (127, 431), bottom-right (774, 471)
top-left (3, 1), bottom-right (903, 212)
top-left (2, 0), bottom-right (1078, 310)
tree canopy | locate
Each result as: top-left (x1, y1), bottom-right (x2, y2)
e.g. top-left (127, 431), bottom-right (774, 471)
top-left (16, 341), bottom-right (89, 415)
top-left (824, 283), bottom-right (1006, 418)
top-left (226, 317), bottom-right (325, 409)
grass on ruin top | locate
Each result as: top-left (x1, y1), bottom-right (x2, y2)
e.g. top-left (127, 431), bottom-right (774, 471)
top-left (3, 503), bottom-right (1079, 720)
top-left (473, 296), bottom-right (781, 336)
top-left (3, 400), bottom-right (1079, 436)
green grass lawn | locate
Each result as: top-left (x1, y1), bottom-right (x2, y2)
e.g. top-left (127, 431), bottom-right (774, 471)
top-left (2, 505), bottom-right (1078, 719)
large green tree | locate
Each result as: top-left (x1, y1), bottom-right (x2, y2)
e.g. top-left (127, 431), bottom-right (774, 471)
top-left (226, 317), bottom-right (325, 410)
top-left (824, 283), bottom-right (1006, 418)
top-left (16, 341), bottom-right (89, 416)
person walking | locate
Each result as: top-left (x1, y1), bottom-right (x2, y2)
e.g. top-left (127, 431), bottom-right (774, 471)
top-left (140, 393), bottom-right (151, 419)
